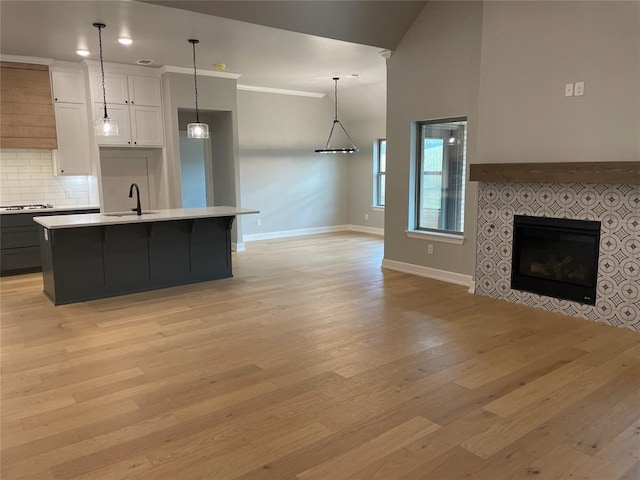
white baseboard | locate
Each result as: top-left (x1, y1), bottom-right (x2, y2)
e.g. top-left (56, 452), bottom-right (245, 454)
top-left (243, 224), bottom-right (384, 242)
top-left (232, 242), bottom-right (245, 252)
top-left (348, 225), bottom-right (384, 236)
top-left (381, 258), bottom-right (473, 288)
top-left (468, 280), bottom-right (476, 294)
top-left (243, 225), bottom-right (349, 242)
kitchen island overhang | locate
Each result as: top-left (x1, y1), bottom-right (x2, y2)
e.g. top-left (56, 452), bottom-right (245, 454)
top-left (33, 207), bottom-right (259, 305)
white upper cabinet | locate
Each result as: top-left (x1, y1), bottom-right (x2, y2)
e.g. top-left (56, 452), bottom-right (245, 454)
top-left (51, 70), bottom-right (85, 104)
top-left (50, 67), bottom-right (92, 175)
top-left (127, 76), bottom-right (162, 107)
top-left (89, 67), bottom-right (164, 147)
top-left (93, 104), bottom-right (163, 147)
top-left (93, 103), bottom-right (132, 146)
top-left (53, 103), bottom-right (91, 175)
top-left (130, 106), bottom-right (164, 146)
top-left (93, 72), bottom-right (129, 105)
top-left (92, 72), bottom-right (161, 106)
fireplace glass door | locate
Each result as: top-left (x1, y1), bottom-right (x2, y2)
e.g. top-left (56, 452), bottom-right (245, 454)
top-left (511, 215), bottom-right (601, 305)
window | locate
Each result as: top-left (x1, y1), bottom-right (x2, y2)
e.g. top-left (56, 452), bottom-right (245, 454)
top-left (415, 118), bottom-right (467, 234)
top-left (374, 139), bottom-right (386, 207)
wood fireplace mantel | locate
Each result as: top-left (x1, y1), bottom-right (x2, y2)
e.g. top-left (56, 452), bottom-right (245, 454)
top-left (469, 161), bottom-right (640, 185)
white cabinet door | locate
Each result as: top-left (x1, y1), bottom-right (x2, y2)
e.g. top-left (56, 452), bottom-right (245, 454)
top-left (93, 103), bottom-right (131, 146)
top-left (53, 103), bottom-right (91, 175)
top-left (130, 106), bottom-right (164, 146)
top-left (51, 70), bottom-right (85, 104)
top-left (127, 76), bottom-right (161, 106)
top-left (93, 72), bottom-right (128, 105)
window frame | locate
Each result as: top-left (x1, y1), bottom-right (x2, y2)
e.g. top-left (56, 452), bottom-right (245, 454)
top-left (414, 116), bottom-right (467, 236)
top-left (374, 138), bottom-right (386, 208)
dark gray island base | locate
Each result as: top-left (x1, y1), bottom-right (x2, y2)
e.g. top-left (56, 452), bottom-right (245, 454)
top-left (35, 207), bottom-right (258, 305)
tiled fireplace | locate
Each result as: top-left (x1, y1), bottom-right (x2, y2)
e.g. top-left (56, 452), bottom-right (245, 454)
top-left (474, 182), bottom-right (640, 332)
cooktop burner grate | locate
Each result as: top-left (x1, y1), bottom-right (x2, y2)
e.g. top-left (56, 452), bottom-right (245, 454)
top-left (0, 204), bottom-right (54, 210)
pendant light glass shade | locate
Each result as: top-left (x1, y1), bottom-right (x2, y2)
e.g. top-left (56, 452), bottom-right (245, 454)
top-left (187, 39), bottom-right (209, 139)
top-left (94, 116), bottom-right (119, 136)
top-left (93, 23), bottom-right (119, 137)
top-left (187, 122), bottom-right (209, 139)
top-left (315, 77), bottom-right (358, 154)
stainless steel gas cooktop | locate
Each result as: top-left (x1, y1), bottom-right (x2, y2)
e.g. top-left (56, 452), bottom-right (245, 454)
top-left (0, 204), bottom-right (54, 211)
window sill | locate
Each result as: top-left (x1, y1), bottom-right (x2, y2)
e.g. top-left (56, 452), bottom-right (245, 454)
top-left (372, 206), bottom-right (385, 212)
top-left (405, 230), bottom-right (465, 245)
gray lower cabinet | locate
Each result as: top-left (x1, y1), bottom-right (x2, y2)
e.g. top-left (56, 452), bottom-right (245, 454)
top-left (40, 216), bottom-right (235, 305)
top-left (0, 209), bottom-right (99, 276)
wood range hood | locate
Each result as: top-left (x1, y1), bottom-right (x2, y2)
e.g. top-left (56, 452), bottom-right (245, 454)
top-left (0, 61), bottom-right (57, 149)
top-left (469, 161), bottom-right (640, 185)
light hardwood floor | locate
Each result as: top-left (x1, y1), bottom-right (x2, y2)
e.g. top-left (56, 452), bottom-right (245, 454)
top-left (1, 232), bottom-right (638, 480)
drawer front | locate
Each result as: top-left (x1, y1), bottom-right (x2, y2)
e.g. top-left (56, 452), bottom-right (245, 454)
top-left (0, 213), bottom-right (37, 228)
top-left (1, 247), bottom-right (41, 272)
top-left (1, 226), bottom-right (39, 248)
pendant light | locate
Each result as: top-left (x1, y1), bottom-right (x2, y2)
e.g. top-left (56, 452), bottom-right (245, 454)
top-left (93, 23), bottom-right (119, 136)
top-left (187, 39), bottom-right (209, 139)
top-left (315, 77), bottom-right (358, 154)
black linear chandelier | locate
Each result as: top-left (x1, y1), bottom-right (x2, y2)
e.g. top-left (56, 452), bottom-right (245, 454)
top-left (315, 77), bottom-right (358, 154)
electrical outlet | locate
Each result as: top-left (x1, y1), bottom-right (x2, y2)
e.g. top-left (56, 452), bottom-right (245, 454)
top-left (257, 219), bottom-right (262, 226)
top-left (364, 213), bottom-right (369, 221)
top-left (574, 81), bottom-right (584, 96)
top-left (565, 83), bottom-right (574, 97)
top-left (428, 244), bottom-right (434, 254)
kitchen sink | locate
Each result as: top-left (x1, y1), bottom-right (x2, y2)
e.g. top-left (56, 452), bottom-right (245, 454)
top-left (103, 211), bottom-right (158, 217)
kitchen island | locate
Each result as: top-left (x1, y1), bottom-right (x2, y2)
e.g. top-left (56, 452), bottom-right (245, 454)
top-left (33, 207), bottom-right (258, 305)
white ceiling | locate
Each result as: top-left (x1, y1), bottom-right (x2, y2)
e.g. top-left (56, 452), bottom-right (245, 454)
top-left (0, 0), bottom-right (420, 122)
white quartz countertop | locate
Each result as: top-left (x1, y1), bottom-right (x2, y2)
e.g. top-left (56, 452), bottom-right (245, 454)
top-left (33, 207), bottom-right (259, 229)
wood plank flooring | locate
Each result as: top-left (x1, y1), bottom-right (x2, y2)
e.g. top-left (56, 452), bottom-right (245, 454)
top-left (1, 232), bottom-right (639, 479)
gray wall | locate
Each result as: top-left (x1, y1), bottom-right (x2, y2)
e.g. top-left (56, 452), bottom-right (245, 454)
top-left (161, 72), bottom-right (240, 209)
top-left (385, 1), bottom-right (483, 276)
top-left (477, 1), bottom-right (640, 164)
top-left (237, 90), bottom-right (350, 236)
top-left (384, 0), bottom-right (640, 279)
top-left (347, 118), bottom-right (386, 231)
top-left (162, 72), bottom-right (243, 242)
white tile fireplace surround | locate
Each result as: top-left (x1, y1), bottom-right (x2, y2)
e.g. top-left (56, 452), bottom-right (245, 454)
top-left (474, 182), bottom-right (640, 332)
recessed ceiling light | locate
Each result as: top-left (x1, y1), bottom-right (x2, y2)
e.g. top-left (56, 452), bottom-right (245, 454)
top-left (214, 64), bottom-right (226, 70)
top-left (76, 49), bottom-right (90, 57)
top-left (118, 37), bottom-right (133, 45)
top-left (135, 59), bottom-right (154, 65)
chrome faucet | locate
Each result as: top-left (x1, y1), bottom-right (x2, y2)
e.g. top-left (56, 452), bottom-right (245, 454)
top-left (129, 183), bottom-right (142, 216)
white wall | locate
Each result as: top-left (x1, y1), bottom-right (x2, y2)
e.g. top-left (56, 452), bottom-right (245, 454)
top-left (0, 149), bottom-right (91, 206)
top-left (477, 1), bottom-right (640, 164)
top-left (237, 90), bottom-right (349, 236)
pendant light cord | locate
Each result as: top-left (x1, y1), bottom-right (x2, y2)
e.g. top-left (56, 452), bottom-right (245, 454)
top-left (96, 24), bottom-right (108, 119)
top-left (191, 40), bottom-right (200, 123)
top-left (333, 77), bottom-right (338, 122)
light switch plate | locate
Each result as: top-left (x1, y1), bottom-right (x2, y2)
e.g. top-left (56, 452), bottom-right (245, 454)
top-left (565, 83), bottom-right (574, 97)
top-left (574, 81), bottom-right (584, 96)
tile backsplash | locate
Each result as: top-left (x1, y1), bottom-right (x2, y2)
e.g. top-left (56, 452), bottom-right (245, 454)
top-left (475, 182), bottom-right (640, 332)
top-left (0, 149), bottom-right (91, 206)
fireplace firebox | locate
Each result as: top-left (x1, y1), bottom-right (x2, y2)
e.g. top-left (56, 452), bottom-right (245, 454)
top-left (511, 215), bottom-right (601, 305)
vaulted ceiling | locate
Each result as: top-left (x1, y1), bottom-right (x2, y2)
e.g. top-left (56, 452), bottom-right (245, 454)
top-left (140, 1), bottom-right (427, 50)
